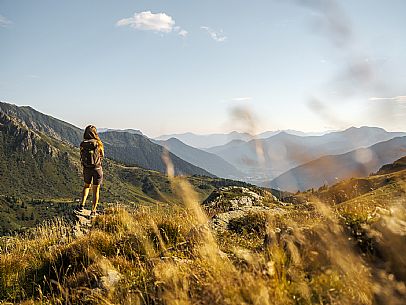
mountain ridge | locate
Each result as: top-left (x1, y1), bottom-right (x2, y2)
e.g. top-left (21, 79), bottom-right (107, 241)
top-left (268, 136), bottom-right (406, 192)
top-left (100, 131), bottom-right (215, 177)
top-left (0, 101), bottom-right (83, 145)
top-left (206, 126), bottom-right (406, 183)
top-left (0, 101), bottom-right (214, 178)
top-left (155, 131), bottom-right (253, 148)
top-left (154, 137), bottom-right (244, 179)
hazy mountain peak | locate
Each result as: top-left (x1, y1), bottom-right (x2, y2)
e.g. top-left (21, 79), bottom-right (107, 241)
top-left (154, 131), bottom-right (252, 149)
top-left (98, 128), bottom-right (143, 135)
top-left (269, 130), bottom-right (299, 139)
top-left (229, 131), bottom-right (252, 137)
top-left (166, 137), bottom-right (184, 144)
top-left (209, 138), bottom-right (247, 149)
top-left (276, 130), bottom-right (289, 136)
top-left (342, 126), bottom-right (386, 133)
top-left (154, 136), bottom-right (244, 179)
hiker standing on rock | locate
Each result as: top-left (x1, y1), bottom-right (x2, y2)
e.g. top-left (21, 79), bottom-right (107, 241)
top-left (77, 125), bottom-right (104, 217)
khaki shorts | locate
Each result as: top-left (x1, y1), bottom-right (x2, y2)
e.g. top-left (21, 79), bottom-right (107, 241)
top-left (83, 167), bottom-right (103, 185)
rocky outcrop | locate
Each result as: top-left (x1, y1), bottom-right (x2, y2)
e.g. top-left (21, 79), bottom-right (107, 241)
top-left (203, 186), bottom-right (285, 232)
top-left (0, 101), bottom-right (82, 145)
top-left (0, 111), bottom-right (59, 157)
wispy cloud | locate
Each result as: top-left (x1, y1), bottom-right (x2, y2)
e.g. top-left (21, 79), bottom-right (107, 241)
top-left (174, 26), bottom-right (188, 37)
top-left (116, 11), bottom-right (187, 36)
top-left (201, 26), bottom-right (227, 42)
top-left (231, 97), bottom-right (252, 102)
top-left (177, 29), bottom-right (188, 37)
top-left (0, 14), bottom-right (12, 27)
top-left (369, 96), bottom-right (406, 103)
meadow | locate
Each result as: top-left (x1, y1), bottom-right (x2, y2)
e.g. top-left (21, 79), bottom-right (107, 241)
top-left (1, 170), bottom-right (405, 305)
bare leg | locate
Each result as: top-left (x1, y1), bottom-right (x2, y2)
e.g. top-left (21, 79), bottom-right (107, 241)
top-left (81, 183), bottom-right (91, 207)
top-left (92, 184), bottom-right (100, 212)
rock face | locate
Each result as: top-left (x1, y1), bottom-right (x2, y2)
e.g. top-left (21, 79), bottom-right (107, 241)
top-left (203, 186), bottom-right (277, 211)
top-left (203, 186), bottom-right (284, 232)
top-left (0, 110), bottom-right (83, 199)
top-left (1, 102), bottom-right (214, 178)
top-left (97, 258), bottom-right (122, 292)
top-left (0, 101), bottom-right (83, 145)
top-left (0, 111), bottom-right (59, 157)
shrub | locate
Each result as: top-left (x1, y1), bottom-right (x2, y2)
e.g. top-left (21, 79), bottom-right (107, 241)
top-left (228, 211), bottom-right (268, 236)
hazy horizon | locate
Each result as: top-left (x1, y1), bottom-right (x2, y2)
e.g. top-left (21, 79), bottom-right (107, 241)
top-left (3, 99), bottom-right (406, 139)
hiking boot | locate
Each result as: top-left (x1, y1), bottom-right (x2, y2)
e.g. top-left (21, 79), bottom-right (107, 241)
top-left (74, 205), bottom-right (85, 213)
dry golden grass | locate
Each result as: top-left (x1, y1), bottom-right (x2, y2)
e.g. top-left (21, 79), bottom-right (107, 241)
top-left (1, 172), bottom-right (405, 304)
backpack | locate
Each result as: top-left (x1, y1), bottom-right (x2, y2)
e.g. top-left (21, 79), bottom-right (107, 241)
top-left (80, 139), bottom-right (102, 168)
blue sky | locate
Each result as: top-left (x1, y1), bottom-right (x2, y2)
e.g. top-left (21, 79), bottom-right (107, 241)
top-left (1, 0), bottom-right (405, 137)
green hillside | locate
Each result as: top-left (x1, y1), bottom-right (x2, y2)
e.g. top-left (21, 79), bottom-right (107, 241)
top-left (0, 110), bottom-right (250, 234)
top-left (376, 155), bottom-right (406, 175)
top-left (0, 101), bottom-right (215, 177)
top-left (100, 131), bottom-right (215, 177)
top-left (0, 101), bottom-right (83, 145)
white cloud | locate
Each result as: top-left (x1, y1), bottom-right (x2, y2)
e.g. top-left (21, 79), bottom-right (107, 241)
top-left (178, 29), bottom-right (188, 37)
top-left (231, 97), bottom-right (252, 102)
top-left (369, 96), bottom-right (406, 103)
top-left (0, 14), bottom-right (12, 27)
top-left (117, 11), bottom-right (175, 32)
top-left (174, 26), bottom-right (188, 37)
top-left (201, 26), bottom-right (227, 42)
top-left (116, 11), bottom-right (188, 37)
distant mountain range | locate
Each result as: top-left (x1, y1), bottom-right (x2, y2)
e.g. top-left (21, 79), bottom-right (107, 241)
top-left (153, 137), bottom-right (244, 179)
top-left (155, 131), bottom-right (253, 149)
top-left (267, 136), bottom-right (406, 192)
top-left (98, 128), bottom-right (143, 135)
top-left (206, 127), bottom-right (406, 183)
top-left (256, 129), bottom-right (334, 139)
top-left (155, 130), bottom-right (335, 149)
